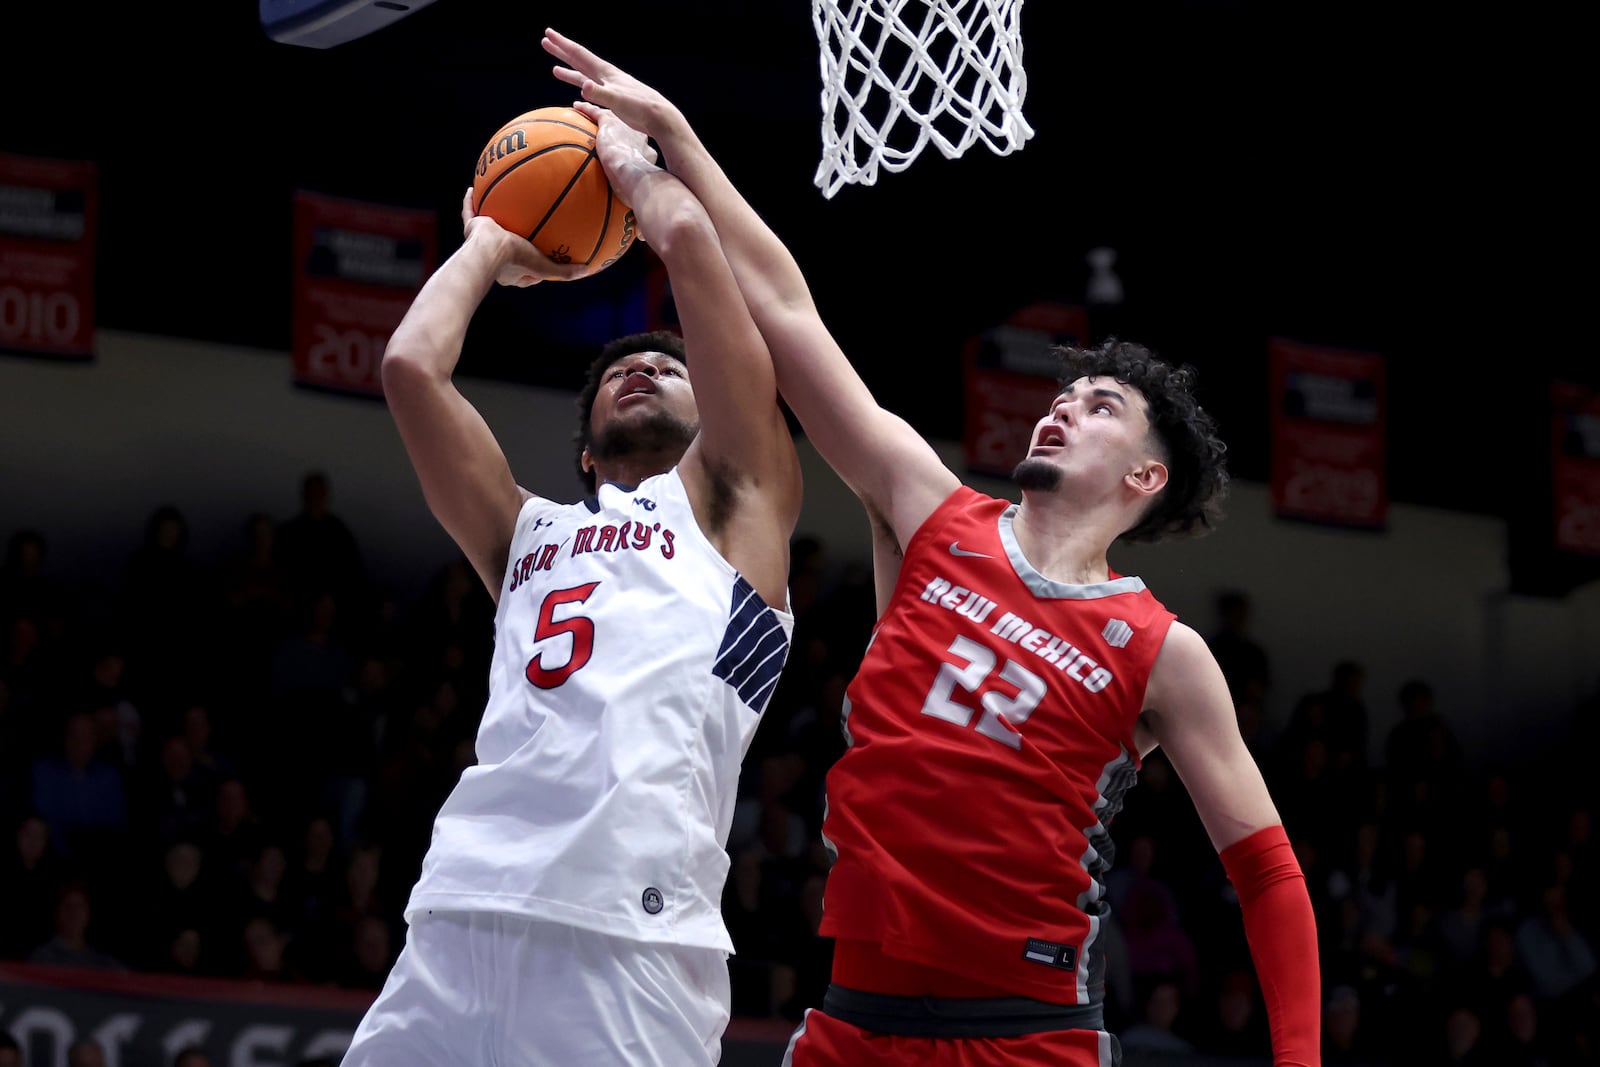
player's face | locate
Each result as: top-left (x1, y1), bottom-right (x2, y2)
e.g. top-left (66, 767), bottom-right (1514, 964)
top-left (1013, 375), bottom-right (1156, 493)
top-left (587, 350), bottom-right (700, 462)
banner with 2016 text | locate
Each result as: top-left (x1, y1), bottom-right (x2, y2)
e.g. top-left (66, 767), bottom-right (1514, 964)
top-left (1268, 338), bottom-right (1387, 529)
top-left (1551, 380), bottom-right (1600, 557)
top-left (291, 190), bottom-right (437, 397)
top-left (0, 153), bottom-right (97, 361)
top-left (962, 303), bottom-right (1090, 480)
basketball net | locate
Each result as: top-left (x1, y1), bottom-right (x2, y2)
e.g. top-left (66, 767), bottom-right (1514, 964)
top-left (811, 0), bottom-right (1034, 198)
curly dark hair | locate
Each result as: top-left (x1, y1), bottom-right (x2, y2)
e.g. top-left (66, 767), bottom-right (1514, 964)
top-left (1052, 338), bottom-right (1229, 544)
top-left (572, 330), bottom-right (689, 491)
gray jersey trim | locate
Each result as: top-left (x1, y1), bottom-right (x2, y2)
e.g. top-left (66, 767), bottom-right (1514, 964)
top-left (997, 505), bottom-right (1147, 600)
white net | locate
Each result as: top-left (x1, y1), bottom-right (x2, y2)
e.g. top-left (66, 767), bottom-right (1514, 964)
top-left (811, 0), bottom-right (1034, 198)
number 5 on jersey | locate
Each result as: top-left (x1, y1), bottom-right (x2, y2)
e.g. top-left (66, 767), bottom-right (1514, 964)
top-left (526, 582), bottom-right (601, 689)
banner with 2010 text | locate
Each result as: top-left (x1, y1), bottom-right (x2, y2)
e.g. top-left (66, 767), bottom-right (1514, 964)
top-left (1268, 337), bottom-right (1387, 529)
top-left (1551, 380), bottom-right (1600, 557)
top-left (291, 190), bottom-right (437, 397)
top-left (0, 153), bottom-right (97, 361)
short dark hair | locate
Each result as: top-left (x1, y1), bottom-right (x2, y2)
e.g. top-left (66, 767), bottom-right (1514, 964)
top-left (572, 330), bottom-right (689, 491)
top-left (1051, 338), bottom-right (1229, 543)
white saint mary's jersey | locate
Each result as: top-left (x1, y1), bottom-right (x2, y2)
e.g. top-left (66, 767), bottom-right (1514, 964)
top-left (404, 468), bottom-right (793, 952)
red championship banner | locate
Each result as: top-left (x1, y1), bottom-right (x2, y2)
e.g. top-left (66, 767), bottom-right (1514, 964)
top-left (1552, 380), bottom-right (1600, 556)
top-left (962, 302), bottom-right (1090, 478)
top-left (1269, 337), bottom-right (1387, 529)
top-left (0, 153), bottom-right (97, 360)
top-left (291, 190), bottom-right (437, 397)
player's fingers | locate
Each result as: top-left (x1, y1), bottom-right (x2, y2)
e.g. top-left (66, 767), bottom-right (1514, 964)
top-left (543, 29), bottom-right (614, 80)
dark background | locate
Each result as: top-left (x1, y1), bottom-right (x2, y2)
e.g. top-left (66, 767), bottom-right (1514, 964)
top-left (2, 0), bottom-right (1592, 586)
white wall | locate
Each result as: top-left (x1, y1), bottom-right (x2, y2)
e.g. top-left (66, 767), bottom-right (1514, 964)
top-left (3, 330), bottom-right (1595, 764)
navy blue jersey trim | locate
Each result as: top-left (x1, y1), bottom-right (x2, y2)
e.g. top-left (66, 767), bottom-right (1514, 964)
top-left (714, 577), bottom-right (789, 712)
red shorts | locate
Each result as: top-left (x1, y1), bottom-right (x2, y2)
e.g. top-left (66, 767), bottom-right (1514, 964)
top-left (782, 1007), bottom-right (1118, 1067)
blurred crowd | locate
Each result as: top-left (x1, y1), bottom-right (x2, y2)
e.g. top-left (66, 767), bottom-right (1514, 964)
top-left (2, 474), bottom-right (1597, 1065)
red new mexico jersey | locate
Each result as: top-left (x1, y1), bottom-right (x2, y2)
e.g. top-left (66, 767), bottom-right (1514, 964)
top-left (819, 486), bottom-right (1175, 1005)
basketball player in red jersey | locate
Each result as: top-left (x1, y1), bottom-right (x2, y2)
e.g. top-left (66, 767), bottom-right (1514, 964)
top-left (545, 28), bottom-right (1321, 1067)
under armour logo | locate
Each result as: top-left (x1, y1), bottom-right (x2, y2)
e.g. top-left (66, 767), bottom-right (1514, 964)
top-left (948, 541), bottom-right (992, 559)
top-left (1102, 619), bottom-right (1134, 648)
top-left (532, 517), bottom-right (554, 532)
top-left (634, 497), bottom-right (657, 511)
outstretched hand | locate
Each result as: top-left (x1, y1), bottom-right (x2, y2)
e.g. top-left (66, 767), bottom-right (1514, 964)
top-left (542, 28), bottom-right (682, 149)
top-left (581, 107), bottom-right (663, 228)
top-left (458, 188), bottom-right (586, 287)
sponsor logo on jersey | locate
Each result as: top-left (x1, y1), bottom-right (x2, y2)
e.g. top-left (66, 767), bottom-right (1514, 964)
top-left (948, 540), bottom-right (992, 558)
top-left (641, 887), bottom-right (665, 915)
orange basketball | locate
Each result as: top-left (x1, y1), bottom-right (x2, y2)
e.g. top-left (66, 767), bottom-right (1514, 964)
top-left (471, 106), bottom-right (637, 277)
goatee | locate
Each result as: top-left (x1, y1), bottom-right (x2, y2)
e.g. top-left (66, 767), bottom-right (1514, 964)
top-left (1012, 458), bottom-right (1062, 492)
top-left (590, 411), bottom-right (700, 466)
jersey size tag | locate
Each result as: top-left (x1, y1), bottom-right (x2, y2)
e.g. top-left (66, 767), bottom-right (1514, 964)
top-left (1023, 938), bottom-right (1078, 972)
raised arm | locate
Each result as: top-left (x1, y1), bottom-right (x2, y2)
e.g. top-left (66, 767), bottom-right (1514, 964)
top-left (1141, 622), bottom-right (1322, 1067)
top-left (545, 29), bottom-right (958, 549)
top-left (380, 196), bottom-right (582, 599)
top-left (585, 112), bottom-right (801, 608)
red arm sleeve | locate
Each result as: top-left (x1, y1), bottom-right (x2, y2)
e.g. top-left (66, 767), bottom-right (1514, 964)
top-left (1219, 823), bottom-right (1321, 1067)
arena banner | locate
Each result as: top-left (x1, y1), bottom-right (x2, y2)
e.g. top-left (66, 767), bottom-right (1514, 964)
top-left (0, 962), bottom-right (798, 1067)
top-left (291, 190), bottom-right (437, 398)
top-left (0, 962), bottom-right (370, 1066)
top-left (1268, 337), bottom-right (1387, 529)
top-left (962, 302), bottom-right (1090, 479)
top-left (0, 153), bottom-right (98, 360)
top-left (1551, 380), bottom-right (1600, 556)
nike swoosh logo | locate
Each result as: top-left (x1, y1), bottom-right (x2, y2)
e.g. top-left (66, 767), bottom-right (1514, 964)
top-left (949, 541), bottom-right (993, 558)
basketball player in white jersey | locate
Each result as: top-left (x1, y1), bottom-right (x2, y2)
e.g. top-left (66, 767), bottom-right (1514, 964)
top-left (545, 29), bottom-right (1322, 1067)
top-left (340, 114), bottom-right (804, 1065)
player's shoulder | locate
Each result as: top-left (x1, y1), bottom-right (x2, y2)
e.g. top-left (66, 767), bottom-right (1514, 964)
top-left (1151, 620), bottom-right (1219, 678)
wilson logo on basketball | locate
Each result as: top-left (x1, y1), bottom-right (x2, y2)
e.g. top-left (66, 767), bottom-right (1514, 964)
top-left (475, 129), bottom-right (527, 177)
top-left (597, 211), bottom-right (637, 272)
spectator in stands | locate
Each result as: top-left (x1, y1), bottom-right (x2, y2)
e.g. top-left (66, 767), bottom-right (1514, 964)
top-left (28, 880), bottom-right (126, 971)
top-left (1118, 976), bottom-right (1195, 1055)
top-left (141, 837), bottom-right (221, 974)
top-left (66, 1041), bottom-right (108, 1067)
top-left (1385, 678), bottom-right (1463, 795)
top-left (1210, 588), bottom-right (1271, 708)
top-left (1515, 882), bottom-right (1597, 1002)
top-left (118, 504), bottom-right (221, 710)
top-left (1323, 984), bottom-right (1371, 1064)
top-left (129, 731), bottom-right (213, 853)
top-left (28, 710), bottom-right (128, 862)
top-left (275, 470), bottom-right (366, 622)
top-left (0, 812), bottom-right (61, 959)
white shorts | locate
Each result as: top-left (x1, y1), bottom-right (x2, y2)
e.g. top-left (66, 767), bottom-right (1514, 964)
top-left (342, 911), bottom-right (731, 1067)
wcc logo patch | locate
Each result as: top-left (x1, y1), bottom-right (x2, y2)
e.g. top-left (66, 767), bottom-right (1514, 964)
top-left (641, 887), bottom-right (664, 915)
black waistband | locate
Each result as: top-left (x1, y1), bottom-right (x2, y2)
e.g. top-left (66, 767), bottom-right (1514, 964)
top-left (822, 984), bottom-right (1104, 1038)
